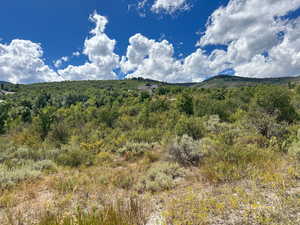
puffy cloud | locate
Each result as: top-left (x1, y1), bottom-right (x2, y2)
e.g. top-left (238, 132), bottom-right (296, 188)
top-left (151, 0), bottom-right (190, 14)
top-left (234, 18), bottom-right (300, 77)
top-left (121, 34), bottom-right (225, 83)
top-left (58, 0), bottom-right (300, 82)
top-left (121, 34), bottom-right (183, 82)
top-left (72, 51), bottom-right (80, 57)
top-left (196, 0), bottom-right (300, 78)
top-left (199, 0), bottom-right (300, 47)
top-left (0, 39), bottom-right (61, 84)
top-left (58, 12), bottom-right (119, 80)
top-left (133, 0), bottom-right (190, 16)
top-left (182, 49), bottom-right (229, 81)
top-left (54, 56), bottom-right (69, 68)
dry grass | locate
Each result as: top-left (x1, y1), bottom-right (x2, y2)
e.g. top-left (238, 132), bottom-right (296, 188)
top-left (0, 146), bottom-right (299, 225)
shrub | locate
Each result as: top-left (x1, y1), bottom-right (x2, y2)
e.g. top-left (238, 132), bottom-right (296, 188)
top-left (97, 152), bottom-right (113, 164)
top-left (201, 144), bottom-right (279, 183)
top-left (288, 129), bottom-right (300, 160)
top-left (255, 86), bottom-right (298, 122)
top-left (33, 160), bottom-right (57, 172)
top-left (118, 142), bottom-right (152, 159)
top-left (175, 116), bottom-right (203, 140)
top-left (130, 128), bottom-right (163, 143)
top-left (247, 110), bottom-right (288, 140)
top-left (51, 176), bottom-right (78, 194)
top-left (56, 146), bottom-right (94, 167)
top-left (136, 162), bottom-right (184, 193)
top-left (168, 135), bottom-right (204, 166)
top-left (144, 151), bottom-right (160, 163)
top-left (47, 122), bottom-right (70, 146)
top-left (112, 169), bottom-right (135, 190)
top-left (0, 164), bottom-right (41, 190)
top-left (0, 103), bottom-right (9, 134)
top-left (176, 93), bottom-right (193, 115)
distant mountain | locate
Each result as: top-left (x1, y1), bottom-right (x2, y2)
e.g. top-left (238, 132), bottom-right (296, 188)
top-left (194, 75), bottom-right (300, 88)
top-left (3, 75), bottom-right (300, 90)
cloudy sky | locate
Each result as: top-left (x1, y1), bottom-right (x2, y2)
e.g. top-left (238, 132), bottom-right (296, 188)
top-left (1, 0), bottom-right (300, 83)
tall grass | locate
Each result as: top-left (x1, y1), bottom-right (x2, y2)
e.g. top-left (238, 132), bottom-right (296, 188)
top-left (5, 197), bottom-right (150, 225)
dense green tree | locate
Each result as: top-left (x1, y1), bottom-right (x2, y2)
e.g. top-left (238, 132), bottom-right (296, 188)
top-left (0, 103), bottom-right (9, 134)
top-left (35, 92), bottom-right (51, 109)
top-left (33, 106), bottom-right (56, 140)
top-left (176, 93), bottom-right (193, 115)
top-left (255, 86), bottom-right (298, 122)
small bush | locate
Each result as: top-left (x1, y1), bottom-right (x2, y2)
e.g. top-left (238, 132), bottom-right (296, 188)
top-left (33, 160), bottom-right (57, 172)
top-left (0, 164), bottom-right (41, 190)
top-left (112, 169), bottom-right (135, 190)
top-left (144, 151), bottom-right (160, 163)
top-left (51, 176), bottom-right (78, 194)
top-left (118, 142), bottom-right (152, 159)
top-left (168, 135), bottom-right (204, 166)
top-left (56, 146), bottom-right (94, 167)
top-left (288, 129), bottom-right (300, 160)
top-left (96, 152), bottom-right (113, 164)
top-left (136, 162), bottom-right (184, 193)
top-left (175, 116), bottom-right (203, 140)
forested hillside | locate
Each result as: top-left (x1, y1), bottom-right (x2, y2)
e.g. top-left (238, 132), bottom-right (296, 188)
top-left (0, 79), bottom-right (299, 225)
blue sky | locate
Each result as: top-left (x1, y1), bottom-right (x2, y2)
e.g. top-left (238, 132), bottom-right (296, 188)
top-left (0, 0), bottom-right (300, 83)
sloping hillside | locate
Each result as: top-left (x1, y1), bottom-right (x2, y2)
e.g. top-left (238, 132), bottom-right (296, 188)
top-left (195, 75), bottom-right (300, 88)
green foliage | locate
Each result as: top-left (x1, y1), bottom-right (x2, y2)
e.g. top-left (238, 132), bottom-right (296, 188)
top-left (255, 86), bottom-right (298, 122)
top-left (136, 162), bottom-right (184, 193)
top-left (0, 103), bottom-right (9, 134)
top-left (97, 107), bottom-right (119, 128)
top-left (246, 110), bottom-right (288, 141)
top-left (168, 135), bottom-right (204, 166)
top-left (175, 116), bottom-right (203, 140)
top-left (33, 107), bottom-right (56, 140)
top-left (194, 96), bottom-right (233, 121)
top-left (139, 91), bottom-right (151, 102)
top-left (56, 146), bottom-right (95, 167)
top-left (288, 129), bottom-right (300, 160)
top-left (201, 141), bottom-right (279, 183)
top-left (149, 98), bottom-right (169, 112)
top-left (118, 142), bottom-right (152, 159)
top-left (1, 79), bottom-right (300, 194)
top-left (176, 92), bottom-right (193, 115)
top-left (0, 161), bottom-right (46, 189)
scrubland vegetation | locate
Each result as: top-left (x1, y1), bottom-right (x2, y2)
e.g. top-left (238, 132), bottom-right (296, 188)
top-left (0, 79), bottom-right (299, 224)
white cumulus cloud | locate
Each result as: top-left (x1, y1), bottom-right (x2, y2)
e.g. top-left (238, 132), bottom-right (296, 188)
top-left (151, 0), bottom-right (190, 14)
top-left (121, 34), bottom-right (225, 83)
top-left (72, 51), bottom-right (80, 57)
top-left (0, 39), bottom-right (61, 84)
top-left (234, 17), bottom-right (300, 78)
top-left (54, 56), bottom-right (69, 68)
top-left (197, 0), bottom-right (300, 78)
top-left (121, 34), bottom-right (184, 82)
top-left (58, 12), bottom-right (119, 80)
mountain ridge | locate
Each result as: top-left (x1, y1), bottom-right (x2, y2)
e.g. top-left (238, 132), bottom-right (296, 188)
top-left (193, 75), bottom-right (300, 88)
top-left (2, 74), bottom-right (300, 89)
